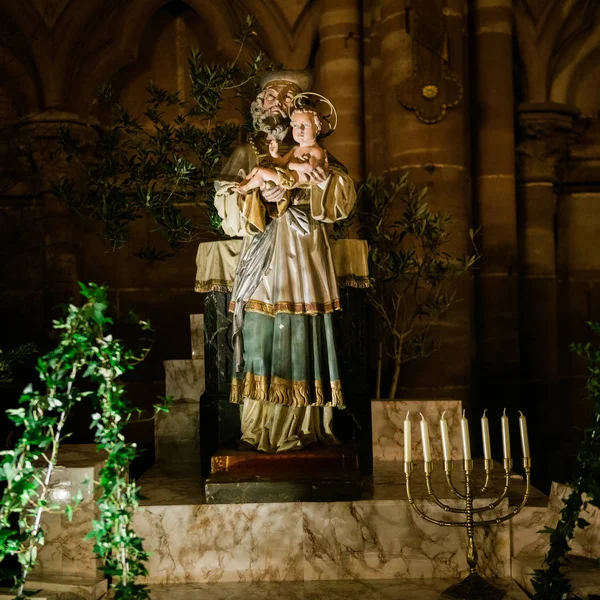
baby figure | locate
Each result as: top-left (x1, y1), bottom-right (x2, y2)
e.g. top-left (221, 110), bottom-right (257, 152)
top-left (235, 108), bottom-right (326, 195)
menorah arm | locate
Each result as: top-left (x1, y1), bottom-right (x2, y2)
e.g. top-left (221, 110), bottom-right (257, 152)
top-left (445, 469), bottom-right (467, 500)
top-left (471, 468), bottom-right (511, 513)
top-left (406, 473), bottom-right (465, 527)
top-left (425, 473), bottom-right (466, 514)
top-left (475, 465), bottom-right (531, 526)
top-left (475, 468), bottom-right (491, 496)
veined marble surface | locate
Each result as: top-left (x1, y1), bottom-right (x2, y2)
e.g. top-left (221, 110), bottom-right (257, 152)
top-left (157, 359), bottom-right (205, 464)
top-left (33, 501), bottom-right (102, 580)
top-left (33, 445), bottom-right (106, 580)
top-left (516, 481), bottom-right (599, 559)
top-left (33, 452), bottom-right (544, 588)
top-left (132, 486), bottom-right (510, 584)
top-left (190, 314), bottom-right (205, 360)
top-left (22, 575), bottom-right (107, 600)
top-left (138, 464), bottom-right (205, 505)
top-left (371, 399), bottom-right (464, 463)
top-left (144, 578), bottom-right (529, 600)
top-left (134, 502), bottom-right (304, 584)
top-left (164, 359), bottom-right (205, 402)
top-left (303, 498), bottom-right (510, 581)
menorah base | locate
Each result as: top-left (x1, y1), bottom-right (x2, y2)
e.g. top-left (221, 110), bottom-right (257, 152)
top-left (441, 573), bottom-right (506, 600)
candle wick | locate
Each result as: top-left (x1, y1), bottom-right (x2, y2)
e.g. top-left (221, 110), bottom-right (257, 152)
top-left (503, 407), bottom-right (507, 416)
top-left (420, 413), bottom-right (425, 421)
top-left (406, 411), bottom-right (410, 419)
top-left (441, 410), bottom-right (446, 419)
top-left (518, 410), bottom-right (524, 417)
top-left (482, 409), bottom-right (488, 418)
top-left (462, 409), bottom-right (465, 418)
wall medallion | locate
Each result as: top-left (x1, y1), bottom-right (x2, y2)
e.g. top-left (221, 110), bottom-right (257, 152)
top-left (397, 0), bottom-right (463, 124)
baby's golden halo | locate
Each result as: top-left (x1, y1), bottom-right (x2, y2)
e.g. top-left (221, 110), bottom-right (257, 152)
top-left (289, 92), bottom-right (338, 139)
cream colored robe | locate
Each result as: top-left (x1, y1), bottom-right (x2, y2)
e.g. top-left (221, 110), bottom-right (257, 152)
top-left (214, 143), bottom-right (356, 452)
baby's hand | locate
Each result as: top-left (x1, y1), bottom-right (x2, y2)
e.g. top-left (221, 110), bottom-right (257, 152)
top-left (269, 139), bottom-right (279, 158)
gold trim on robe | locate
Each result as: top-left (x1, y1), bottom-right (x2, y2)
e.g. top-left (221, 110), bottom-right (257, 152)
top-left (229, 298), bottom-right (342, 316)
top-left (194, 278), bottom-right (233, 293)
top-left (230, 373), bottom-right (344, 408)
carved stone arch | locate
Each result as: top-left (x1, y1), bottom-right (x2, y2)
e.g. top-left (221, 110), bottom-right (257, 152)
top-left (234, 0), bottom-right (319, 69)
top-left (549, 2), bottom-right (600, 114)
top-left (514, 0), bottom-right (597, 103)
top-left (0, 25), bottom-right (45, 115)
top-left (68, 0), bottom-right (245, 110)
top-left (0, 2), bottom-right (58, 110)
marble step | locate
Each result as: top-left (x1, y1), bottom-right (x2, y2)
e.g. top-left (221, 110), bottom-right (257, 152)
top-left (205, 472), bottom-right (363, 503)
top-left (131, 460), bottom-right (539, 584)
top-left (141, 578), bottom-right (530, 599)
top-left (0, 574), bottom-right (106, 600)
top-left (512, 553), bottom-right (600, 599)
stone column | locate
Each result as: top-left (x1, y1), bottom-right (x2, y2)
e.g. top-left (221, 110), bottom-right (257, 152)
top-left (377, 0), bottom-right (473, 398)
top-left (315, 0), bottom-right (364, 180)
top-left (363, 1), bottom-right (381, 174)
top-left (516, 102), bottom-right (579, 485)
top-left (2, 112), bottom-right (99, 339)
top-left (471, 0), bottom-right (520, 423)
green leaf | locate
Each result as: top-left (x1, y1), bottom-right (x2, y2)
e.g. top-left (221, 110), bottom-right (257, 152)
top-left (65, 504), bottom-right (74, 523)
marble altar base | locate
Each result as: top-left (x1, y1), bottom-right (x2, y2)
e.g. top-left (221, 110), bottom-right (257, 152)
top-left (131, 458), bottom-right (538, 585)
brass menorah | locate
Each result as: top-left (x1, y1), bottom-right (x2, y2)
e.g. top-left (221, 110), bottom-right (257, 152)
top-left (404, 409), bottom-right (532, 599)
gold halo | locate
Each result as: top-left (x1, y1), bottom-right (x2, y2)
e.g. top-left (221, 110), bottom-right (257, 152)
top-left (290, 92), bottom-right (338, 138)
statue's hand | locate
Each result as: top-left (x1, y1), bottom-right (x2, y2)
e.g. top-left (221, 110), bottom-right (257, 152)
top-left (307, 154), bottom-right (330, 185)
top-left (260, 184), bottom-right (286, 203)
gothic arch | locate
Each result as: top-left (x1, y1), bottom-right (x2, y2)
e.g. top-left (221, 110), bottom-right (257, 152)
top-left (514, 0), bottom-right (597, 104)
top-left (0, 2), bottom-right (55, 109)
top-left (549, 2), bottom-right (600, 114)
top-left (66, 0), bottom-right (246, 109)
top-left (233, 0), bottom-right (320, 69)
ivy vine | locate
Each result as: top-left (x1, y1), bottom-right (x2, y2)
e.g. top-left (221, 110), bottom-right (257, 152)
top-left (531, 321), bottom-right (600, 600)
top-left (0, 282), bottom-right (167, 599)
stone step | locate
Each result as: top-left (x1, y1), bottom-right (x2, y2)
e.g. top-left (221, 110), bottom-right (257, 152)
top-left (0, 574), bottom-right (106, 600)
top-left (141, 578), bottom-right (530, 599)
top-left (132, 463), bottom-right (517, 585)
top-left (512, 553), bottom-right (600, 599)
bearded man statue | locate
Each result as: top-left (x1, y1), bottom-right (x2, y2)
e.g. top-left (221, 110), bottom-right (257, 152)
top-left (214, 71), bottom-right (356, 453)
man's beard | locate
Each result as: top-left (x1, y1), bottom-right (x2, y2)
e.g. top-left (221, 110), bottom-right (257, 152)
top-left (250, 99), bottom-right (289, 142)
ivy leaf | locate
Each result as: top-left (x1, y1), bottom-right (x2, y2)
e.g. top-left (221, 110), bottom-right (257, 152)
top-left (65, 504), bottom-right (74, 523)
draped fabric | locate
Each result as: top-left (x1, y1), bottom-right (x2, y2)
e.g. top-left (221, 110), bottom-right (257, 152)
top-left (214, 139), bottom-right (356, 452)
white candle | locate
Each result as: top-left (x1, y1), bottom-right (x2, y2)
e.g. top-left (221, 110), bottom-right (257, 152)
top-left (440, 411), bottom-right (452, 462)
top-left (481, 409), bottom-right (492, 460)
top-left (460, 410), bottom-right (472, 460)
top-left (404, 412), bottom-right (412, 463)
top-left (519, 411), bottom-right (530, 458)
top-left (501, 408), bottom-right (511, 459)
top-left (420, 413), bottom-right (432, 462)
